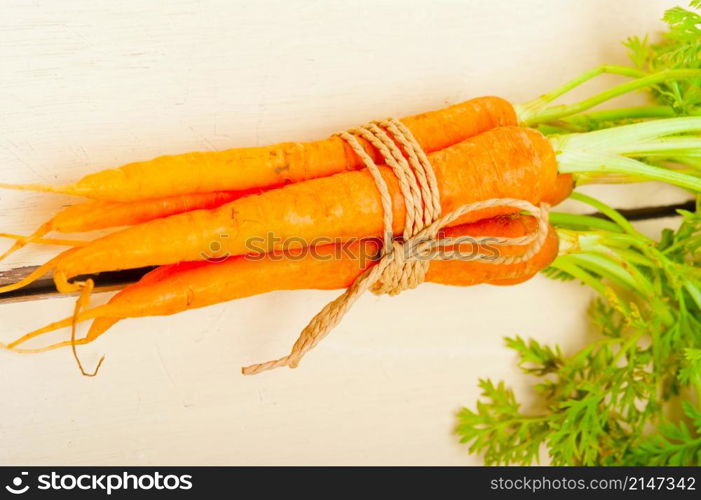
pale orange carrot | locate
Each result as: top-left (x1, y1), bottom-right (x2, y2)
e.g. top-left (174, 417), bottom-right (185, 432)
top-left (3, 215), bottom-right (557, 353)
top-left (0, 97), bottom-right (516, 201)
top-left (0, 191), bottom-right (246, 261)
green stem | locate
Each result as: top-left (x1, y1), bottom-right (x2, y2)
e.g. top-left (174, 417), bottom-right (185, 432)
top-left (598, 245), bottom-right (655, 268)
top-left (617, 138), bottom-right (701, 156)
top-left (683, 282), bottom-right (701, 311)
top-left (521, 69), bottom-right (701, 125)
top-left (516, 65), bottom-right (646, 119)
top-left (563, 106), bottom-right (679, 125)
top-left (566, 192), bottom-right (644, 237)
top-left (574, 173), bottom-right (648, 185)
top-left (662, 234), bottom-right (701, 255)
top-left (612, 329), bottom-right (646, 365)
top-left (555, 117), bottom-right (701, 152)
top-left (558, 151), bottom-right (701, 193)
top-left (664, 157), bottom-right (701, 170)
top-left (547, 257), bottom-right (607, 295)
top-left (552, 118), bottom-right (701, 192)
top-left (549, 212), bottom-right (624, 233)
top-left (560, 106), bottom-right (701, 130)
top-left (568, 253), bottom-right (646, 295)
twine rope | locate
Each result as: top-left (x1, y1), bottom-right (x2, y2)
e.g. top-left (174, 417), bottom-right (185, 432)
top-left (242, 118), bottom-right (549, 375)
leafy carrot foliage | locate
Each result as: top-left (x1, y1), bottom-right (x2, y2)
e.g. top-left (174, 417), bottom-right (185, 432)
top-left (457, 3), bottom-right (701, 465)
top-left (625, 0), bottom-right (701, 114)
top-left (458, 200), bottom-right (701, 465)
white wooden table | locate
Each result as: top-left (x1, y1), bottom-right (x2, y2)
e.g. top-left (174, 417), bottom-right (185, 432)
top-left (0, 0), bottom-right (685, 465)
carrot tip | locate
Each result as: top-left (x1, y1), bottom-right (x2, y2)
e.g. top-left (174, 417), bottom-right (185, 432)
top-left (0, 232), bottom-right (28, 241)
top-left (0, 255), bottom-right (61, 295)
top-left (71, 279), bottom-right (106, 377)
top-left (0, 241), bottom-right (23, 262)
top-left (81, 355), bottom-right (106, 377)
top-left (0, 182), bottom-right (85, 198)
top-left (0, 233), bottom-right (85, 249)
top-left (0, 182), bottom-right (54, 192)
top-left (0, 222), bottom-right (55, 263)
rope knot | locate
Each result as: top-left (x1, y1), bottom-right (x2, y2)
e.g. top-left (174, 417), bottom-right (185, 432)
top-left (370, 239), bottom-right (429, 296)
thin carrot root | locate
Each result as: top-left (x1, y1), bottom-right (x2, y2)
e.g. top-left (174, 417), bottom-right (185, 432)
top-left (71, 279), bottom-right (105, 377)
top-left (8, 338), bottom-right (89, 354)
top-left (0, 182), bottom-right (80, 196)
top-left (0, 247), bottom-right (85, 305)
top-left (2, 265), bottom-right (159, 353)
top-left (0, 223), bottom-right (56, 262)
top-left (1, 286), bottom-right (108, 352)
top-left (5, 316), bottom-right (76, 350)
top-left (0, 232), bottom-right (86, 249)
top-left (2, 316), bottom-right (121, 354)
top-left (0, 255), bottom-right (62, 294)
top-left (5, 327), bottom-right (96, 354)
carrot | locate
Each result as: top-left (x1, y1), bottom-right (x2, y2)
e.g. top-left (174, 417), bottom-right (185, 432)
top-left (3, 214), bottom-right (558, 353)
top-left (0, 97), bottom-right (516, 202)
top-left (0, 233), bottom-right (86, 248)
top-left (0, 191), bottom-right (246, 261)
top-left (0, 172), bottom-right (571, 255)
top-left (0, 126), bottom-right (561, 295)
top-left (543, 173), bottom-right (573, 206)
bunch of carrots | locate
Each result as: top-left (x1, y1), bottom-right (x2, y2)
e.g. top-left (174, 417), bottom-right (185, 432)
top-left (2, 63), bottom-right (701, 375)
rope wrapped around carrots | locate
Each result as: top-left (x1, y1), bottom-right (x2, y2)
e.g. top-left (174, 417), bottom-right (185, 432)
top-left (242, 118), bottom-right (549, 374)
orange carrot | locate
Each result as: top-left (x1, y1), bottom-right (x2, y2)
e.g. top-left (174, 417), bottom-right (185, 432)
top-left (544, 173), bottom-right (574, 206)
top-left (0, 97), bottom-right (516, 202)
top-left (0, 173), bottom-right (571, 263)
top-left (0, 233), bottom-right (86, 248)
top-left (3, 215), bottom-right (558, 353)
top-left (43, 191), bottom-right (246, 232)
top-left (0, 173), bottom-right (572, 253)
top-left (0, 191), bottom-right (246, 261)
top-left (0, 126), bottom-right (561, 296)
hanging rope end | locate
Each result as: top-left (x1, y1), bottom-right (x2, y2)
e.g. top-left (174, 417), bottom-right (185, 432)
top-left (241, 355), bottom-right (294, 376)
top-left (80, 355), bottom-right (106, 378)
